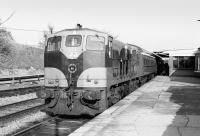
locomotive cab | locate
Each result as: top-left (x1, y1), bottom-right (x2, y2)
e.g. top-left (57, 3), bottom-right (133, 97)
top-left (37, 28), bottom-right (112, 116)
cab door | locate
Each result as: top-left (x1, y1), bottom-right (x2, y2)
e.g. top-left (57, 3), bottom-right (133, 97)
top-left (106, 36), bottom-right (113, 67)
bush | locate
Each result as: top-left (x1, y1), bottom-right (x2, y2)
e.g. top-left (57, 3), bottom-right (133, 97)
top-left (0, 29), bottom-right (44, 70)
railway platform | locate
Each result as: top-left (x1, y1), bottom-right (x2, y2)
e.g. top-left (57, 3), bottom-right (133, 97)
top-left (69, 76), bottom-right (200, 136)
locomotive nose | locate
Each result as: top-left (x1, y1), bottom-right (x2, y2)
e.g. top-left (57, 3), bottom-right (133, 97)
top-left (66, 50), bottom-right (83, 86)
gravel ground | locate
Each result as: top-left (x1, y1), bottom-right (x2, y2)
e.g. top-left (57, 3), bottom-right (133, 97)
top-left (0, 111), bottom-right (48, 136)
top-left (0, 69), bottom-right (44, 78)
top-left (0, 93), bottom-right (37, 107)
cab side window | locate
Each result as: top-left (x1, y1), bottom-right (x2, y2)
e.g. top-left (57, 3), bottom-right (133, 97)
top-left (87, 35), bottom-right (105, 50)
top-left (108, 40), bottom-right (112, 58)
top-left (47, 36), bottom-right (62, 51)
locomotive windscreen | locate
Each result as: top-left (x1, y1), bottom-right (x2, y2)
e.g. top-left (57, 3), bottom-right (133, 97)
top-left (65, 35), bottom-right (82, 47)
top-left (46, 36), bottom-right (62, 51)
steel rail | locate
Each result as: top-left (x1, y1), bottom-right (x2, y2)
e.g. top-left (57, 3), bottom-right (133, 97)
top-left (12, 116), bottom-right (90, 136)
top-left (0, 104), bottom-right (46, 125)
top-left (0, 74), bottom-right (44, 82)
top-left (12, 117), bottom-right (55, 136)
top-left (0, 85), bottom-right (42, 97)
top-left (0, 98), bottom-right (42, 110)
top-left (0, 74), bottom-right (44, 85)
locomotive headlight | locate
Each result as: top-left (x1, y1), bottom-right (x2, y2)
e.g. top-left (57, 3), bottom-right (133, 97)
top-left (68, 64), bottom-right (77, 73)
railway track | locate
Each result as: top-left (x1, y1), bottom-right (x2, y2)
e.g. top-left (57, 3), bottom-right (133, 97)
top-left (0, 74), bottom-right (44, 85)
top-left (0, 74), bottom-right (44, 98)
top-left (0, 101), bottom-right (46, 126)
top-left (0, 85), bottom-right (42, 97)
top-left (0, 96), bottom-right (90, 136)
top-left (0, 90), bottom-right (90, 136)
top-left (12, 117), bottom-right (55, 136)
top-left (0, 98), bottom-right (43, 111)
top-left (12, 116), bottom-right (90, 136)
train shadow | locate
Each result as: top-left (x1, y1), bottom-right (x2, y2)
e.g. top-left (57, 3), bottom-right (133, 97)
top-left (57, 114), bottom-right (93, 119)
top-left (170, 70), bottom-right (197, 78)
top-left (161, 78), bottom-right (200, 136)
top-left (46, 114), bottom-right (93, 136)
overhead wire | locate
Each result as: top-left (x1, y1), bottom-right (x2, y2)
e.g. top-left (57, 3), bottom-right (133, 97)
top-left (0, 11), bottom-right (16, 26)
top-left (0, 27), bottom-right (44, 32)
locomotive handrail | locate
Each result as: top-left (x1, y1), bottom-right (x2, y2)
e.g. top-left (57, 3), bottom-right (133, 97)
top-left (0, 74), bottom-right (44, 84)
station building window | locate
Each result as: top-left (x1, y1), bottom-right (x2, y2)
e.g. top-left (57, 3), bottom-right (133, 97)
top-left (195, 55), bottom-right (200, 71)
top-left (173, 56), bottom-right (195, 69)
top-left (198, 57), bottom-right (200, 71)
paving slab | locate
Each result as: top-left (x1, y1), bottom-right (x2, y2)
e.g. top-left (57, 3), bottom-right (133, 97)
top-left (186, 115), bottom-right (200, 127)
top-left (179, 127), bottom-right (200, 136)
top-left (69, 76), bottom-right (200, 136)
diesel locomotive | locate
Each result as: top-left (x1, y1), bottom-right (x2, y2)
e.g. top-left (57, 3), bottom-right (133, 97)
top-left (37, 25), bottom-right (157, 116)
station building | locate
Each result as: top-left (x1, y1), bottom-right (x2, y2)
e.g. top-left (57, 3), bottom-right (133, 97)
top-left (195, 48), bottom-right (200, 73)
top-left (165, 48), bottom-right (200, 77)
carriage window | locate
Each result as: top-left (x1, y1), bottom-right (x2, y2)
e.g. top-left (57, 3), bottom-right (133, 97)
top-left (87, 35), bottom-right (105, 51)
top-left (65, 35), bottom-right (82, 47)
top-left (47, 36), bottom-right (61, 51)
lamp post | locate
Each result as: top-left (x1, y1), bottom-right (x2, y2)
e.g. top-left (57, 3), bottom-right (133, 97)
top-left (196, 20), bottom-right (200, 72)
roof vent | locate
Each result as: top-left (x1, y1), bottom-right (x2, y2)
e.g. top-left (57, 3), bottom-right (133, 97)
top-left (76, 24), bottom-right (82, 29)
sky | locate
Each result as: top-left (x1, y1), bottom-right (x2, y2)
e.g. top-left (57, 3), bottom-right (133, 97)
top-left (0, 0), bottom-right (200, 51)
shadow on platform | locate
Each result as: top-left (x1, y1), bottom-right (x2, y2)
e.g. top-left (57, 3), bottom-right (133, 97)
top-left (170, 76), bottom-right (200, 85)
top-left (170, 70), bottom-right (198, 78)
top-left (161, 84), bottom-right (200, 136)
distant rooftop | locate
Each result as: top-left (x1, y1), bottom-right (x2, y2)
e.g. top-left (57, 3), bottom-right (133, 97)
top-left (164, 49), bottom-right (197, 56)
